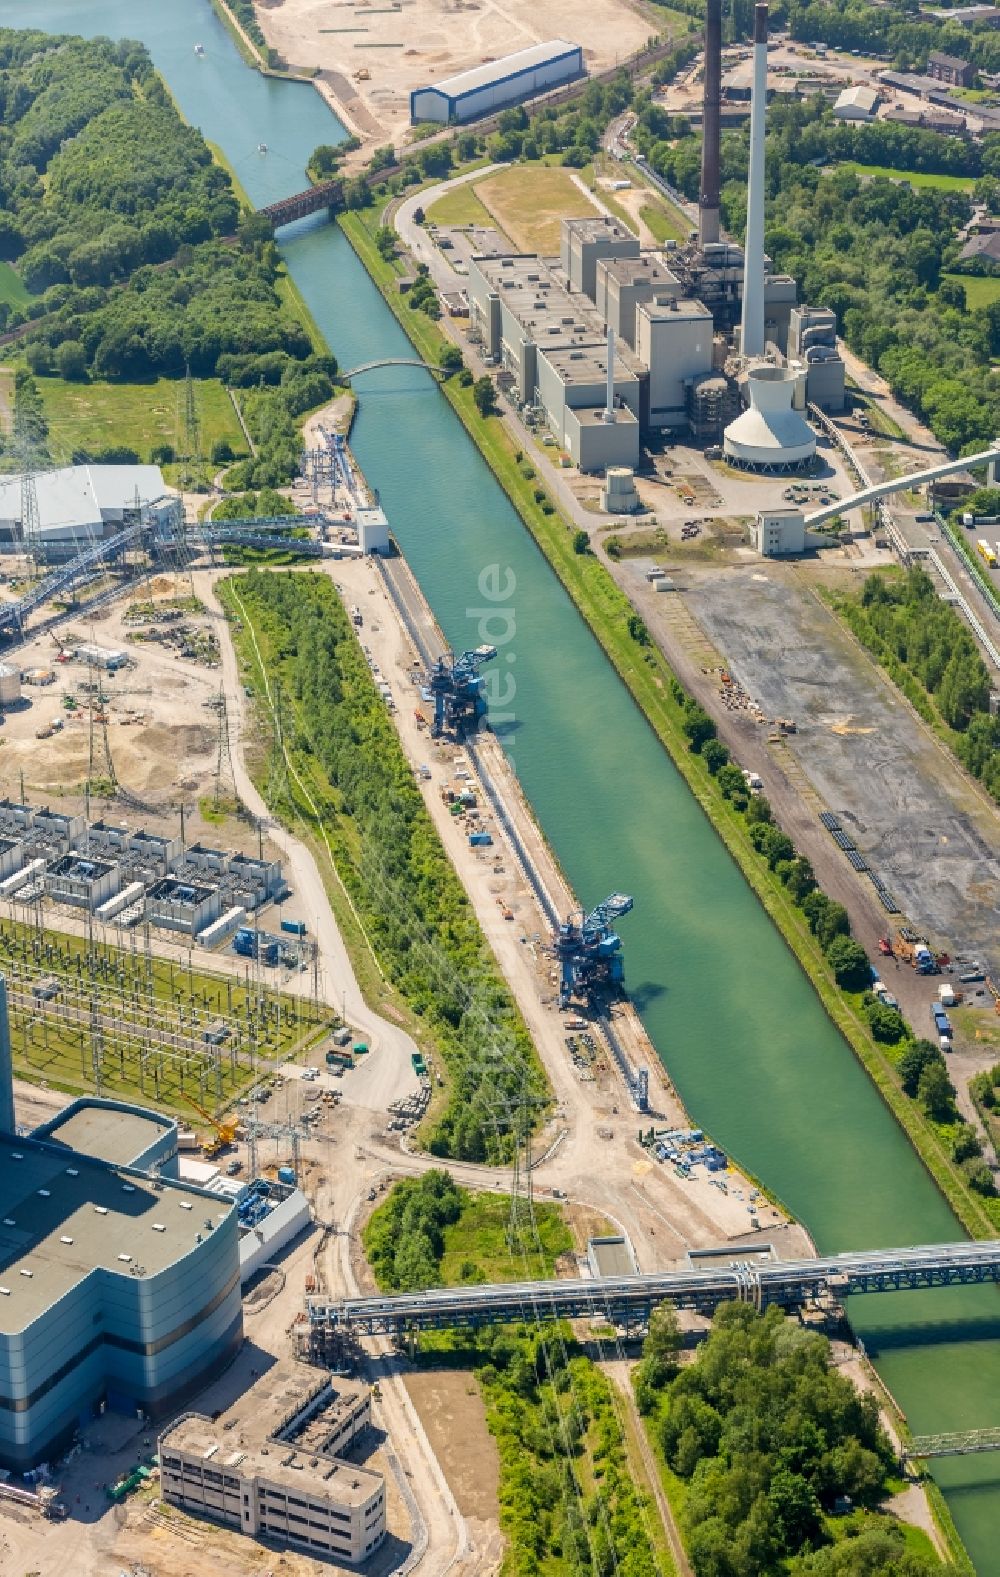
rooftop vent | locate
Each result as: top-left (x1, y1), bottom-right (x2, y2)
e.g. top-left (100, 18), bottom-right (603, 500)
top-left (152, 1223), bottom-right (166, 1233)
top-left (37, 1189), bottom-right (51, 1198)
top-left (66, 1168), bottom-right (79, 1177)
top-left (3, 1218), bottom-right (14, 1227)
top-left (95, 1206), bottom-right (108, 1216)
top-left (117, 1253), bottom-right (132, 1263)
top-left (19, 1268), bottom-right (32, 1278)
top-left (11, 1152), bottom-right (22, 1161)
top-left (180, 1201), bottom-right (193, 1212)
top-left (122, 1183), bottom-right (136, 1194)
top-left (0, 1287), bottom-right (9, 1296)
top-left (60, 1235), bottom-right (73, 1245)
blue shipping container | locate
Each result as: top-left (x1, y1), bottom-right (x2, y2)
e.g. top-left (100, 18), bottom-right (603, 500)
top-left (281, 919), bottom-right (307, 936)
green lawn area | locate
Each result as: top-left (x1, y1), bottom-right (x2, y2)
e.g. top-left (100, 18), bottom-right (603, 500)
top-left (0, 261), bottom-right (29, 310)
top-left (476, 162), bottom-right (600, 253)
top-left (640, 198), bottom-right (691, 244)
top-left (942, 271), bottom-right (1000, 309)
top-left (437, 1191), bottom-right (573, 1283)
top-left (364, 1173), bottom-right (575, 1288)
top-left (426, 181), bottom-right (494, 229)
top-left (836, 161), bottom-right (975, 191)
top-left (37, 375), bottom-right (248, 465)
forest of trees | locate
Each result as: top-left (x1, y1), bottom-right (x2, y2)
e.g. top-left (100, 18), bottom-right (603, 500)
top-left (0, 30), bottom-right (312, 388)
top-left (636, 1302), bottom-right (947, 1576)
top-left (842, 567), bottom-right (1000, 802)
top-left (226, 572), bottom-right (548, 1163)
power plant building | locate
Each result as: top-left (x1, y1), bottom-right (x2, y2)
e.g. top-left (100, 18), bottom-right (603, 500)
top-left (536, 341), bottom-right (643, 470)
top-left (458, 0), bottom-right (839, 478)
top-left (0, 1115), bottom-right (241, 1468)
top-left (0, 465), bottom-right (179, 558)
top-left (562, 216), bottom-right (640, 301)
top-left (159, 1361), bottom-right (386, 1563)
top-left (410, 39), bottom-right (583, 124)
top-left (596, 255), bottom-right (682, 348)
top-left (636, 298), bottom-right (714, 428)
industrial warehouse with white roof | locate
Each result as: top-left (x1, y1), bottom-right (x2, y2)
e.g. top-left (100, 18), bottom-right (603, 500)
top-left (410, 39), bottom-right (583, 124)
top-left (0, 464), bottom-right (180, 558)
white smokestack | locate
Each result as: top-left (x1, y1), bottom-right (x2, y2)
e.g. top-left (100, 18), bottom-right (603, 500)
top-left (604, 325), bottom-right (616, 423)
top-left (740, 2), bottom-right (768, 359)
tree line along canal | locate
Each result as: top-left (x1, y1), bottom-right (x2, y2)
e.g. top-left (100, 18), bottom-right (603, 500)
top-left (5, 0), bottom-right (1000, 1567)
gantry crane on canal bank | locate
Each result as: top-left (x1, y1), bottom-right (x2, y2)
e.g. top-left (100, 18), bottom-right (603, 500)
top-left (554, 893), bottom-right (634, 1008)
top-left (426, 645), bottom-right (497, 738)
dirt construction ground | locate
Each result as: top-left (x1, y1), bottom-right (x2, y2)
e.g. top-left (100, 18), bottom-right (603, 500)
top-left (675, 562), bottom-right (1000, 981)
top-left (255, 0), bottom-right (654, 149)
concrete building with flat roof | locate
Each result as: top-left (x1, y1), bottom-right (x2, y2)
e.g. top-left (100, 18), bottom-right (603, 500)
top-left (44, 851), bottom-right (120, 911)
top-left (562, 215), bottom-right (640, 302)
top-left (595, 254), bottom-right (682, 348)
top-left (636, 297), bottom-right (714, 428)
top-left (0, 1129), bottom-right (241, 1469)
top-left (159, 1360), bottom-right (386, 1563)
top-left (467, 251), bottom-right (603, 399)
top-left (410, 39), bottom-right (583, 124)
top-left (226, 851), bottom-right (285, 908)
top-left (31, 1097), bottom-right (179, 1177)
top-left (146, 876), bottom-right (222, 937)
top-left (536, 341), bottom-right (644, 470)
top-left (0, 837), bottom-right (22, 884)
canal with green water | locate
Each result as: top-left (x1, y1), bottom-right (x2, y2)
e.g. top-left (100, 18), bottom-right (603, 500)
top-left (10, 2), bottom-right (1000, 1565)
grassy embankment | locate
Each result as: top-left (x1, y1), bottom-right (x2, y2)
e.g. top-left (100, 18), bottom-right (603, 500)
top-left (366, 1173), bottom-right (674, 1577)
top-left (473, 164), bottom-right (601, 253)
top-left (219, 571), bottom-right (548, 1163)
top-left (0, 913), bottom-right (325, 1113)
top-left (340, 204), bottom-right (1000, 1238)
top-left (205, 0), bottom-right (263, 68)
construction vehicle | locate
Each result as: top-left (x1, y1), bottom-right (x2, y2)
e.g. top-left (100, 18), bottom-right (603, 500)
top-left (185, 1094), bottom-right (239, 1157)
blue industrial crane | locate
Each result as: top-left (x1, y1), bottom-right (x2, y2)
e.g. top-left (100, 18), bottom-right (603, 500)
top-left (427, 645), bottom-right (497, 738)
top-left (554, 893), bottom-right (634, 1008)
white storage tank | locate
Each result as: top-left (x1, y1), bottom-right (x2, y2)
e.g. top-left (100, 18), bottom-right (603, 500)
top-left (0, 664), bottom-right (21, 705)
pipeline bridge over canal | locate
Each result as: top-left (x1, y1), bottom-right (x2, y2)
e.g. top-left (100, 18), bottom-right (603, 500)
top-left (307, 1239), bottom-right (1000, 1336)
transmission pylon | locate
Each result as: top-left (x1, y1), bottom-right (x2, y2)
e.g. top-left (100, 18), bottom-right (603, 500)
top-left (181, 364), bottom-right (202, 489)
top-left (213, 680), bottom-right (233, 809)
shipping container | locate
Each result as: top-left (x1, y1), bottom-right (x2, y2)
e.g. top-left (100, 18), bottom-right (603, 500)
top-left (280, 918), bottom-right (307, 936)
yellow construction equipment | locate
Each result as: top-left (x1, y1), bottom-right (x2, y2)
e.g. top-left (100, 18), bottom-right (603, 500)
top-left (185, 1095), bottom-right (238, 1157)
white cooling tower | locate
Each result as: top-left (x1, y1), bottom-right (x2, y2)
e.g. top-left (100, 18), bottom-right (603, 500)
top-left (723, 366), bottom-right (817, 469)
